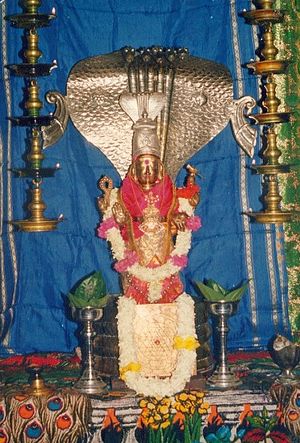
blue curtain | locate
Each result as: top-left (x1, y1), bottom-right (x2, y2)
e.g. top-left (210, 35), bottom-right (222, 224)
top-left (0, 0), bottom-right (290, 355)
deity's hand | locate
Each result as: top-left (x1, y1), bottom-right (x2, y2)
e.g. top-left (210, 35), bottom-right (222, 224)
top-left (97, 196), bottom-right (108, 213)
top-left (112, 202), bottom-right (127, 225)
top-left (189, 192), bottom-right (200, 208)
top-left (186, 164), bottom-right (200, 208)
top-left (171, 213), bottom-right (187, 233)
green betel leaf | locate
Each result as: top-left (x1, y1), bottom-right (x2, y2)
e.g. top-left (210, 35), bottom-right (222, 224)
top-left (87, 294), bottom-right (109, 308)
top-left (195, 280), bottom-right (249, 302)
top-left (68, 271), bottom-right (108, 308)
top-left (91, 271), bottom-right (107, 297)
top-left (74, 271), bottom-right (106, 299)
top-left (195, 282), bottom-right (226, 301)
top-left (68, 292), bottom-right (87, 308)
top-left (205, 279), bottom-right (227, 295)
top-left (225, 281), bottom-right (249, 301)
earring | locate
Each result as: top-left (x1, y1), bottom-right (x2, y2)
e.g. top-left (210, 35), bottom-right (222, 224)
top-left (130, 165), bottom-right (136, 180)
top-left (158, 164), bottom-right (164, 180)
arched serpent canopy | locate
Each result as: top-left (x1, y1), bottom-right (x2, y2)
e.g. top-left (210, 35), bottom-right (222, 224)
top-left (44, 48), bottom-right (256, 178)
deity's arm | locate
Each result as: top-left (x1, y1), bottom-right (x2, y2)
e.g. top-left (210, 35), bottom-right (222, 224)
top-left (171, 212), bottom-right (188, 234)
top-left (171, 164), bottom-right (201, 234)
top-left (97, 176), bottom-right (114, 214)
top-left (186, 164), bottom-right (200, 207)
top-left (188, 192), bottom-right (200, 208)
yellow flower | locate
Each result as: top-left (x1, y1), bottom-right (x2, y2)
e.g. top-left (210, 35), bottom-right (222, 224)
top-left (138, 396), bottom-right (172, 430)
top-left (161, 420), bottom-right (171, 429)
top-left (148, 402), bottom-right (156, 410)
top-left (174, 336), bottom-right (200, 351)
top-left (179, 404), bottom-right (188, 413)
top-left (178, 392), bottom-right (188, 401)
top-left (160, 397), bottom-right (171, 407)
top-left (159, 405), bottom-right (169, 415)
top-left (139, 399), bottom-right (147, 408)
top-left (173, 391), bottom-right (209, 417)
top-left (198, 402), bottom-right (210, 414)
top-left (119, 361), bottom-right (141, 380)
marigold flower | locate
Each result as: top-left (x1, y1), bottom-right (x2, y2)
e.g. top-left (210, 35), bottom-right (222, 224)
top-left (159, 405), bottom-right (169, 415)
top-left (198, 402), bottom-right (210, 414)
top-left (178, 392), bottom-right (188, 402)
top-left (173, 391), bottom-right (209, 417)
top-left (147, 402), bottom-right (156, 411)
top-left (139, 399), bottom-right (147, 408)
top-left (138, 397), bottom-right (171, 430)
top-left (160, 420), bottom-right (171, 429)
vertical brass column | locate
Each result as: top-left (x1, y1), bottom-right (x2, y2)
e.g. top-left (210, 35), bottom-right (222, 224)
top-left (5, 0), bottom-right (61, 232)
top-left (241, 0), bottom-right (294, 223)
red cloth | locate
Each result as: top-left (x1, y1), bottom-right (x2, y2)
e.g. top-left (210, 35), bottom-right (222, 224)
top-left (120, 174), bottom-right (184, 303)
top-left (120, 174), bottom-right (175, 240)
top-left (176, 183), bottom-right (199, 199)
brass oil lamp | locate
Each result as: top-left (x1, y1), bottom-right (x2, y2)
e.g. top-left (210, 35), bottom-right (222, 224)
top-left (5, 0), bottom-right (61, 232)
top-left (241, 0), bottom-right (297, 223)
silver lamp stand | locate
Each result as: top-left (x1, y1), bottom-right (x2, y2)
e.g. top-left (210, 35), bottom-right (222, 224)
top-left (72, 306), bottom-right (107, 396)
top-left (206, 300), bottom-right (241, 389)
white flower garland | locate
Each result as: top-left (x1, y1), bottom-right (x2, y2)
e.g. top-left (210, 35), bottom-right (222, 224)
top-left (170, 230), bottom-right (192, 257)
top-left (102, 190), bottom-right (195, 283)
top-left (106, 227), bottom-right (125, 261)
top-left (117, 293), bottom-right (197, 397)
top-left (148, 281), bottom-right (163, 302)
top-left (178, 197), bottom-right (194, 216)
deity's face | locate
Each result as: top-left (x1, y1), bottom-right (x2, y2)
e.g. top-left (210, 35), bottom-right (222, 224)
top-left (132, 154), bottom-right (163, 190)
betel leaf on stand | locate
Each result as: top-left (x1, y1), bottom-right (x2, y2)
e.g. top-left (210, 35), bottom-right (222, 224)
top-left (194, 279), bottom-right (249, 302)
top-left (68, 271), bottom-right (109, 308)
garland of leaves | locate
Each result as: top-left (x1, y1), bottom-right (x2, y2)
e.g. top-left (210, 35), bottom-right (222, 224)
top-left (274, 0), bottom-right (300, 338)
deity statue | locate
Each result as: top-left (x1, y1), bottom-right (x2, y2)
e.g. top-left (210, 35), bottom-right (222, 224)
top-left (97, 92), bottom-right (202, 396)
top-left (41, 46), bottom-right (254, 395)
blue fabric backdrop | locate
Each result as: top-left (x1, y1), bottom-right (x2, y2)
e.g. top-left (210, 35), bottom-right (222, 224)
top-left (0, 0), bottom-right (291, 355)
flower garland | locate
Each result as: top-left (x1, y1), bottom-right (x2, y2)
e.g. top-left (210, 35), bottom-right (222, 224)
top-left (97, 192), bottom-right (201, 287)
top-left (117, 293), bottom-right (199, 397)
top-left (98, 185), bottom-right (201, 395)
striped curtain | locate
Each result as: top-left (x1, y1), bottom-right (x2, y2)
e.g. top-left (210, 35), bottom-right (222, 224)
top-left (0, 0), bottom-right (292, 355)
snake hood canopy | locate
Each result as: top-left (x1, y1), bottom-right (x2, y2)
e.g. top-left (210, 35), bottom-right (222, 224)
top-left (42, 47), bottom-right (256, 179)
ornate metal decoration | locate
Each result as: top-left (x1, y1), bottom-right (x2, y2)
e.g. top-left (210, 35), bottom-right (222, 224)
top-left (5, 0), bottom-right (61, 232)
top-left (42, 91), bottom-right (69, 148)
top-left (205, 300), bottom-right (242, 389)
top-left (269, 334), bottom-right (300, 382)
top-left (241, 0), bottom-right (296, 223)
top-left (230, 96), bottom-right (257, 157)
top-left (71, 307), bottom-right (107, 396)
top-left (42, 47), bottom-right (257, 179)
